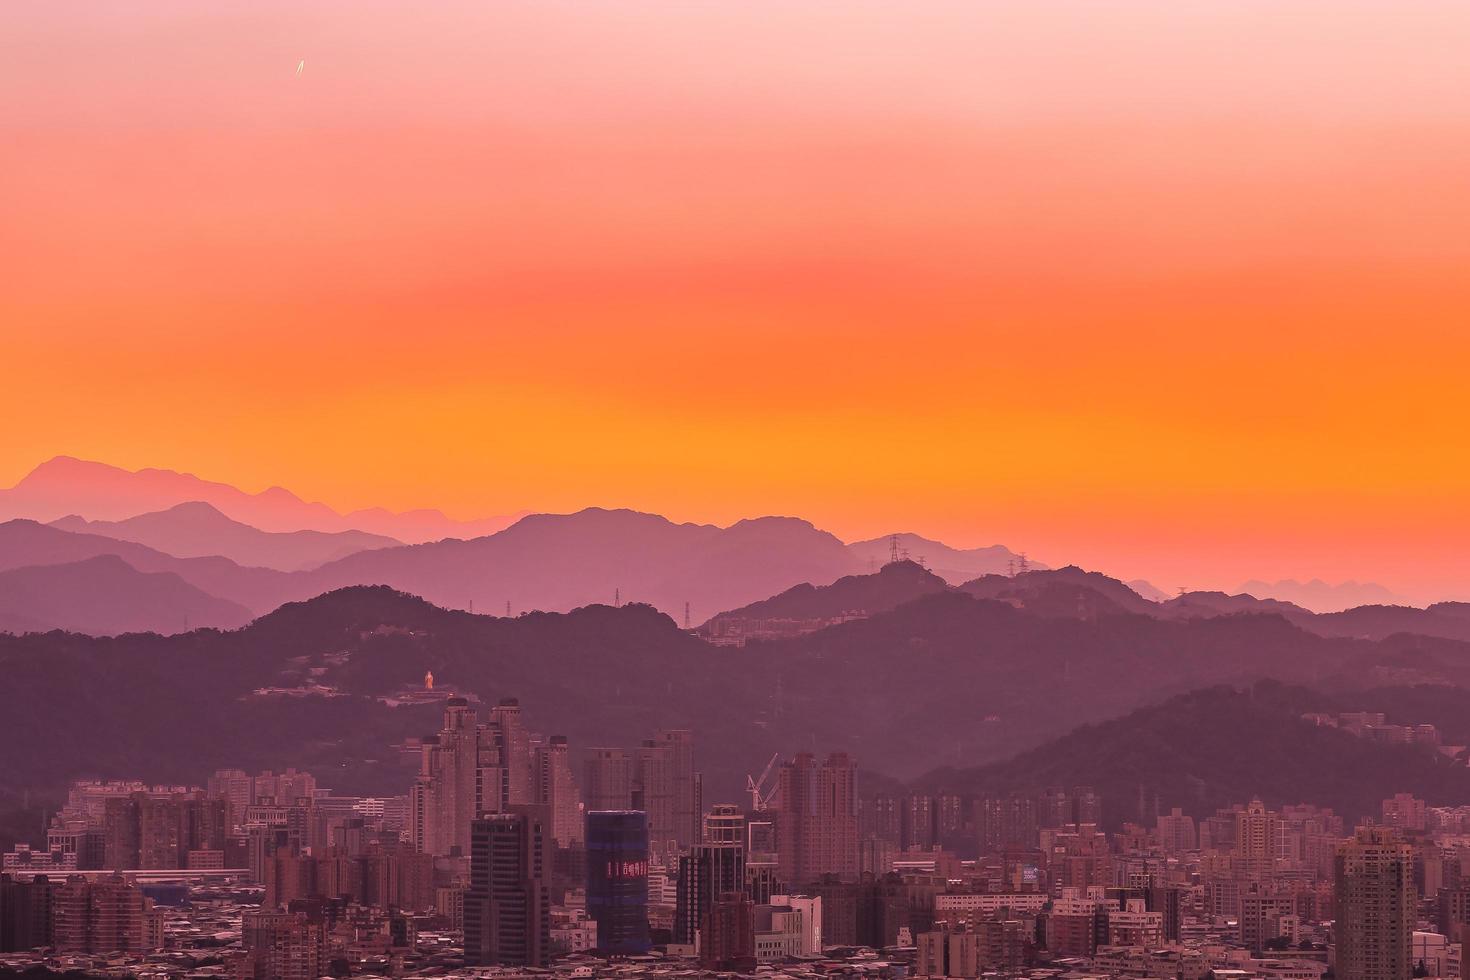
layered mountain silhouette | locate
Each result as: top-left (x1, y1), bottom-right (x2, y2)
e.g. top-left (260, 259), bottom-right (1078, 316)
top-left (700, 559), bottom-right (950, 629)
top-left (0, 456), bottom-right (520, 543)
top-left (299, 508), bottom-right (864, 621)
top-left (0, 520), bottom-right (299, 618)
top-left (52, 501), bottom-right (401, 571)
top-left (7, 578), bottom-right (1465, 808)
top-left (0, 509), bottom-right (864, 628)
top-left (7, 507), bottom-right (1470, 648)
top-left (0, 555), bottom-right (253, 635)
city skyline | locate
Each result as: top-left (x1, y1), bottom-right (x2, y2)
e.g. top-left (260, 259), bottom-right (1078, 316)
top-left (5, 2), bottom-right (1470, 977)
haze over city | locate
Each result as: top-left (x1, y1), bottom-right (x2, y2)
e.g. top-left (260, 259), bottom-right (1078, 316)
top-left (4, 2), bottom-right (1470, 980)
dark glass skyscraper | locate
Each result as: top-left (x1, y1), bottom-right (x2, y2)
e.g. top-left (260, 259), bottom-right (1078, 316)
top-left (586, 810), bottom-right (651, 955)
top-left (465, 812), bottom-right (550, 967)
top-left (675, 843), bottom-right (746, 945)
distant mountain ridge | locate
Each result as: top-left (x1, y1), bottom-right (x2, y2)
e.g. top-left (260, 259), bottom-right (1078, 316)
top-left (302, 507), bottom-right (864, 621)
top-left (0, 456), bottom-right (521, 543)
top-left (52, 501), bottom-right (401, 571)
top-left (8, 507), bottom-right (1470, 649)
top-left (0, 519), bottom-right (299, 618)
top-left (1239, 578), bottom-right (1402, 613)
top-left (0, 555), bottom-right (253, 636)
top-left (847, 533), bottom-right (1042, 583)
top-left (700, 559), bottom-right (950, 630)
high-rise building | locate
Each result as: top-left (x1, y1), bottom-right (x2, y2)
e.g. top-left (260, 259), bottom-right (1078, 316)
top-left (1382, 794), bottom-right (1428, 833)
top-left (409, 698), bottom-right (541, 857)
top-left (703, 803), bottom-right (747, 847)
top-left (0, 874), bottom-right (54, 952)
top-left (978, 795), bottom-right (1039, 852)
top-left (656, 730), bottom-right (698, 849)
top-left (583, 749), bottom-right (634, 812)
top-left (585, 810), bottom-right (651, 955)
top-left (1156, 808), bottom-right (1198, 853)
top-left (701, 892), bottom-right (756, 969)
top-left (1335, 826), bottom-right (1413, 980)
top-left (1037, 787), bottom-right (1104, 829)
top-left (238, 910), bottom-right (327, 980)
top-left (97, 792), bottom-right (228, 870)
top-left (206, 769), bottom-right (252, 827)
top-left (775, 753), bottom-right (858, 885)
top-left (1073, 787), bottom-right (1103, 825)
top-left (409, 699), bottom-right (483, 857)
top-left (676, 843), bottom-right (746, 944)
top-left (901, 795), bottom-right (937, 850)
top-left (51, 874), bottom-right (162, 954)
top-left (534, 736), bottom-right (583, 846)
top-left (251, 769), bottom-right (318, 807)
top-left (490, 699), bottom-right (534, 808)
top-left (1235, 799), bottom-right (1281, 880)
top-left (634, 740), bottom-right (675, 858)
top-left (465, 812), bottom-right (551, 967)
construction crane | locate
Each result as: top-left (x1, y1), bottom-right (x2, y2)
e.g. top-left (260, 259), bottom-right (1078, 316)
top-left (746, 752), bottom-right (782, 812)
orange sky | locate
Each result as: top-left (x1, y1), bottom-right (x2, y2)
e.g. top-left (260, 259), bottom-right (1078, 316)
top-left (4, 1), bottom-right (1470, 601)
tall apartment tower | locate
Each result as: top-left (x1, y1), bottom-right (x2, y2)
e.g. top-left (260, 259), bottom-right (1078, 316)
top-left (51, 874), bottom-right (161, 954)
top-left (1335, 826), bottom-right (1413, 980)
top-left (775, 752), bottom-right (859, 885)
top-left (238, 910), bottom-right (327, 980)
top-left (464, 812), bottom-right (551, 967)
top-left (1235, 799), bottom-right (1282, 880)
top-left (655, 730), bottom-right (698, 848)
top-left (534, 736), bottom-right (583, 846)
top-left (409, 698), bottom-right (544, 857)
top-left (1156, 808), bottom-right (1198, 853)
top-left (634, 740), bottom-right (676, 858)
top-left (489, 699), bottom-right (534, 807)
top-left (409, 699), bottom-right (482, 857)
top-left (584, 749), bottom-right (634, 812)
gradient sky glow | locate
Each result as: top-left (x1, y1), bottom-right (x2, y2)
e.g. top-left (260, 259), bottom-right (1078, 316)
top-left (4, 1), bottom-right (1470, 600)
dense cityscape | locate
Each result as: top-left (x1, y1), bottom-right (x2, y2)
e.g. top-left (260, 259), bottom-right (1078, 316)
top-left (0, 682), bottom-right (1461, 980)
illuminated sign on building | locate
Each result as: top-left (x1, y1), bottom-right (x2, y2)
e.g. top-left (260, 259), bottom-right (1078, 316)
top-left (607, 860), bottom-right (648, 879)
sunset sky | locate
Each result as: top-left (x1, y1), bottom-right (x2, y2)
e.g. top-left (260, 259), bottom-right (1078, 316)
top-left (4, 1), bottom-right (1470, 600)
